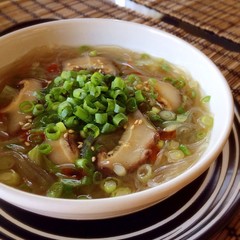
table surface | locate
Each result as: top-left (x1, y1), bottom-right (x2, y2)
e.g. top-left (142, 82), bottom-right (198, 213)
top-left (0, 0), bottom-right (239, 239)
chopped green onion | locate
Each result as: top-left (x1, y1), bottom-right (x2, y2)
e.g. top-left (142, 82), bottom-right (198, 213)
top-left (61, 178), bottom-right (83, 188)
top-left (101, 122), bottom-right (116, 133)
top-left (63, 80), bottom-right (73, 91)
top-left (113, 113), bottom-right (128, 126)
top-left (173, 78), bottom-right (186, 89)
top-left (148, 78), bottom-right (157, 86)
top-left (147, 111), bottom-right (162, 122)
top-left (56, 122), bottom-right (67, 133)
top-left (91, 72), bottom-right (104, 86)
top-left (80, 175), bottom-right (92, 186)
top-left (47, 182), bottom-right (64, 198)
top-left (111, 187), bottom-right (132, 197)
top-left (106, 98), bottom-right (115, 113)
top-left (83, 123), bottom-right (100, 138)
top-left (95, 113), bottom-right (108, 124)
top-left (94, 101), bottom-right (106, 111)
top-left (159, 110), bottom-right (176, 121)
top-left (54, 76), bottom-right (64, 85)
top-left (83, 99), bottom-right (99, 114)
top-left (199, 115), bottom-right (214, 128)
top-left (76, 75), bottom-right (87, 87)
top-left (114, 102), bottom-right (126, 113)
top-left (190, 89), bottom-right (197, 99)
top-left (75, 158), bottom-right (95, 175)
top-left (89, 50), bottom-right (97, 57)
top-left (58, 101), bottom-right (73, 120)
top-left (0, 169), bottom-right (21, 186)
top-left (151, 106), bottom-right (160, 114)
top-left (44, 124), bottom-right (61, 140)
top-left (39, 143), bottom-right (52, 154)
top-left (160, 61), bottom-right (171, 72)
top-left (126, 74), bottom-right (141, 83)
top-left (112, 90), bottom-right (127, 102)
top-left (101, 177), bottom-right (119, 194)
top-left (126, 97), bottom-right (137, 112)
top-left (135, 90), bottom-right (145, 103)
top-left (64, 116), bottom-right (79, 128)
top-left (201, 95), bottom-right (211, 103)
top-left (33, 104), bottom-right (44, 116)
top-left (78, 45), bottom-right (92, 54)
top-left (179, 144), bottom-right (191, 156)
top-left (73, 88), bottom-right (87, 100)
top-left (19, 101), bottom-right (35, 113)
top-left (74, 106), bottom-right (92, 123)
top-left (93, 171), bottom-right (102, 184)
top-left (176, 113), bottom-right (188, 122)
top-left (177, 106), bottom-right (185, 114)
top-left (111, 77), bottom-right (125, 90)
top-left (168, 149), bottom-right (185, 162)
top-left (136, 164), bottom-right (152, 183)
top-left (196, 131), bottom-right (207, 140)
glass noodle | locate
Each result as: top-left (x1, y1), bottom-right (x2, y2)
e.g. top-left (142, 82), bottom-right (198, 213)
top-left (0, 45), bottom-right (213, 199)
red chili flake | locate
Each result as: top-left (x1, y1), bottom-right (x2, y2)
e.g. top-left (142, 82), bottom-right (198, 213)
top-left (27, 131), bottom-right (45, 144)
top-left (148, 144), bottom-right (161, 163)
top-left (61, 167), bottom-right (84, 179)
top-left (19, 130), bottom-right (30, 142)
top-left (159, 130), bottom-right (176, 140)
top-left (46, 63), bottom-right (60, 74)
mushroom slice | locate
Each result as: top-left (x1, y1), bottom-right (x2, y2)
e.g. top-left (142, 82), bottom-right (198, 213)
top-left (154, 81), bottom-right (181, 111)
top-left (0, 79), bottom-right (42, 134)
top-left (98, 110), bottom-right (156, 173)
top-left (63, 56), bottom-right (119, 75)
top-left (47, 135), bottom-right (79, 165)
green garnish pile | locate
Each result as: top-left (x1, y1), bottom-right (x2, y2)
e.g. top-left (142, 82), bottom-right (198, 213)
top-left (24, 70), bottom-right (146, 140)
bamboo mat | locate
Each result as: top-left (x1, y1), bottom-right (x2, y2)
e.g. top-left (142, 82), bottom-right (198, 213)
top-left (133, 0), bottom-right (240, 45)
top-left (0, 0), bottom-right (239, 239)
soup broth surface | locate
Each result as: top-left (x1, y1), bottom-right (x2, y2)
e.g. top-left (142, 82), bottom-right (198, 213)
top-left (0, 45), bottom-right (213, 199)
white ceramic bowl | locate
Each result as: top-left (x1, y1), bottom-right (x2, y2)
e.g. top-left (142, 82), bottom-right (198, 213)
top-left (0, 18), bottom-right (234, 219)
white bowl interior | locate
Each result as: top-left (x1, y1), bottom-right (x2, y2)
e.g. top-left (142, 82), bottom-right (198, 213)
top-left (0, 19), bottom-right (234, 219)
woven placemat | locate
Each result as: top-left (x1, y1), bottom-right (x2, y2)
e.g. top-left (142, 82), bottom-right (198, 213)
top-left (133, 0), bottom-right (240, 44)
top-left (0, 0), bottom-right (239, 104)
top-left (0, 1), bottom-right (239, 239)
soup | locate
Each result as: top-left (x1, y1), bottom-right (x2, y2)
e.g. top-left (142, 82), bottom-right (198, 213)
top-left (0, 45), bottom-right (213, 199)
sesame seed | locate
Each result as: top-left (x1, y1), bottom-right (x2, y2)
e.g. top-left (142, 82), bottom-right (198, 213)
top-left (19, 121), bottom-right (24, 126)
top-left (130, 125), bottom-right (135, 130)
top-left (25, 115), bottom-right (32, 119)
top-left (107, 150), bottom-right (114, 156)
top-left (24, 141), bottom-right (30, 146)
top-left (138, 119), bottom-right (143, 124)
top-left (68, 129), bottom-right (74, 133)
top-left (144, 87), bottom-right (150, 91)
top-left (77, 142), bottom-right (83, 148)
top-left (21, 122), bottom-right (31, 130)
top-left (91, 146), bottom-right (95, 151)
top-left (91, 156), bottom-right (96, 162)
top-left (134, 120), bottom-right (139, 125)
top-left (63, 132), bottom-right (68, 138)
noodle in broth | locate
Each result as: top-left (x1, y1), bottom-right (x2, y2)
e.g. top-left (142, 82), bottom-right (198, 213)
top-left (0, 45), bottom-right (213, 198)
